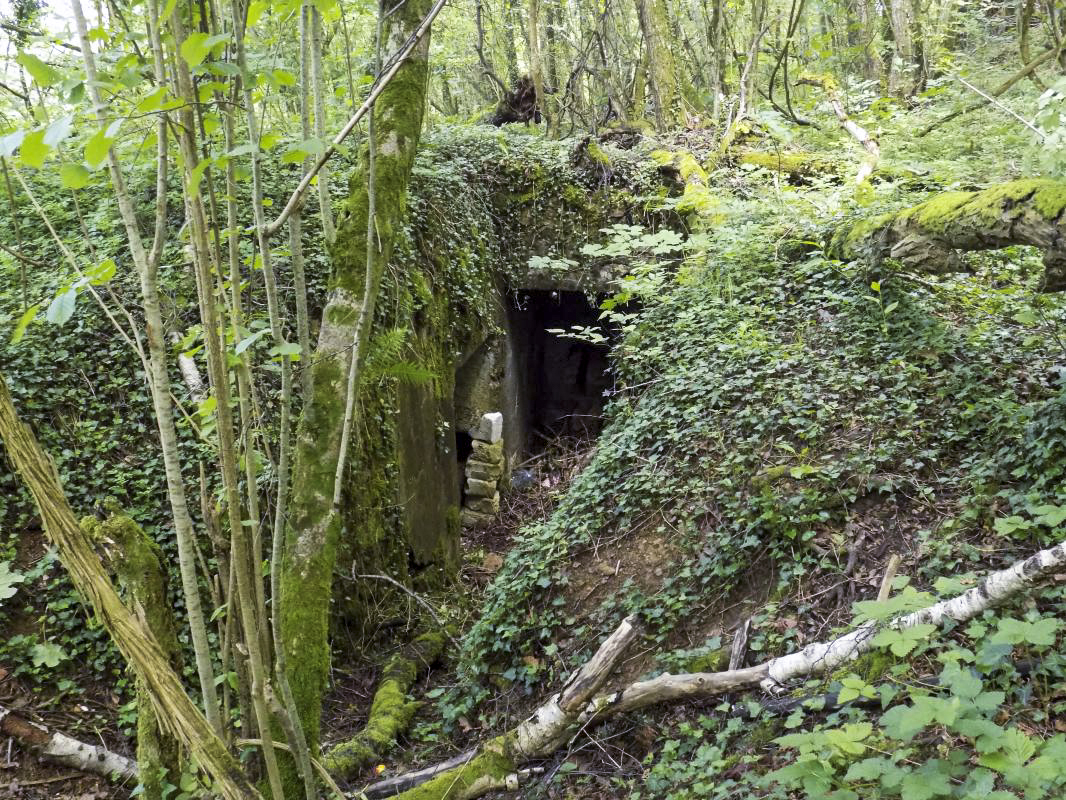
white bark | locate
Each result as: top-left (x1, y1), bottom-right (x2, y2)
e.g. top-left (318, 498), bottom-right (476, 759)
top-left (0, 705), bottom-right (137, 782)
top-left (377, 538), bottom-right (1066, 800)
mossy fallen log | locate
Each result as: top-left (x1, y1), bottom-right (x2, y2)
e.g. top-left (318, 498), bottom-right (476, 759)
top-left (322, 631), bottom-right (446, 779)
top-left (829, 179), bottom-right (1066, 290)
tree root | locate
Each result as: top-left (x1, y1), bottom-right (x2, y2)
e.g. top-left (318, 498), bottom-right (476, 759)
top-left (322, 631), bottom-right (446, 779)
top-left (0, 704), bottom-right (136, 783)
top-left (368, 537), bottom-right (1066, 799)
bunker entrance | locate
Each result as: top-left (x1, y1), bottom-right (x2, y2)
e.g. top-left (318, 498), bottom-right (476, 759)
top-left (508, 289), bottom-right (613, 444)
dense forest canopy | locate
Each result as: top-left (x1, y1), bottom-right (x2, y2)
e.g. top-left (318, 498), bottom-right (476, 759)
top-left (0, 0), bottom-right (1065, 798)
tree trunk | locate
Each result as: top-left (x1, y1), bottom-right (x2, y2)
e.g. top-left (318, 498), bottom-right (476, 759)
top-left (279, 0), bottom-right (435, 785)
top-left (636, 0), bottom-right (681, 130)
top-left (829, 179), bottom-right (1066, 290)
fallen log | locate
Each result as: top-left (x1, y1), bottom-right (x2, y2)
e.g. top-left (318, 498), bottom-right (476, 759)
top-left (322, 631), bottom-right (446, 779)
top-left (828, 179), bottom-right (1066, 291)
top-left (796, 74), bottom-right (880, 184)
top-left (0, 704), bottom-right (136, 782)
top-left (368, 535), bottom-right (1066, 799)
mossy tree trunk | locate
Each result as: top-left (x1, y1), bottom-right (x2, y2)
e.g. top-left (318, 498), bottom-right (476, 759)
top-left (829, 179), bottom-right (1066, 290)
top-left (636, 0), bottom-right (682, 130)
top-left (82, 511), bottom-right (182, 800)
top-left (278, 0), bottom-right (434, 789)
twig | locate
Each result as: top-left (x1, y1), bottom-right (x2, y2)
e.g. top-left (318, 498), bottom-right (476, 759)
top-left (353, 572), bottom-right (457, 646)
top-left (953, 74), bottom-right (1045, 139)
top-left (877, 554), bottom-right (902, 602)
top-left (266, 0), bottom-right (450, 236)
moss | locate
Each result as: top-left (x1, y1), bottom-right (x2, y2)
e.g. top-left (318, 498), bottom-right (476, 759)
top-left (391, 738), bottom-right (517, 800)
top-left (736, 150), bottom-right (827, 176)
top-left (324, 631), bottom-right (447, 778)
top-left (585, 140), bottom-right (611, 165)
top-left (81, 510), bottom-right (181, 800)
top-left (681, 645), bottom-right (730, 672)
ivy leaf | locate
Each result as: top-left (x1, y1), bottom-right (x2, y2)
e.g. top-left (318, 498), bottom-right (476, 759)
top-left (30, 642), bottom-right (67, 668)
top-left (16, 52), bottom-right (61, 87)
top-left (45, 287), bottom-right (77, 326)
top-left (881, 701), bottom-right (936, 741)
top-left (0, 561), bottom-right (26, 601)
top-left (59, 163), bottom-right (90, 189)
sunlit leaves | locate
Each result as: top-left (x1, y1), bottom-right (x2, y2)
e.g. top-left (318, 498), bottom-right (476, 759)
top-left (180, 32), bottom-right (230, 69)
top-left (16, 52), bottom-right (61, 87)
top-left (85, 121), bottom-right (121, 169)
top-left (59, 163), bottom-right (90, 189)
top-left (10, 304), bottom-right (41, 345)
top-left (45, 287), bottom-right (77, 326)
top-left (18, 130), bottom-right (49, 168)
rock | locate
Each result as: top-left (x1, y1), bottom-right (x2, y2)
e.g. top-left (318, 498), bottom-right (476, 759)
top-left (472, 411), bottom-right (504, 443)
top-left (461, 509), bottom-right (494, 528)
top-left (471, 439), bottom-right (505, 465)
top-left (510, 469), bottom-right (535, 491)
top-left (466, 460), bottom-right (503, 481)
top-left (466, 492), bottom-right (500, 515)
top-left (466, 477), bottom-right (498, 497)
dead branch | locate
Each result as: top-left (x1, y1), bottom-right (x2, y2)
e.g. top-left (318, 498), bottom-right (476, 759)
top-left (369, 537), bottom-right (1066, 799)
top-left (0, 705), bottom-right (136, 782)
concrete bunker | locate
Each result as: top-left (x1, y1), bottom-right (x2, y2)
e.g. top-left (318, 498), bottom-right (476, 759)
top-left (452, 287), bottom-right (614, 526)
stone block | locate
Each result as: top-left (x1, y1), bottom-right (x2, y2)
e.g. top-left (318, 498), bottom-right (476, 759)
top-left (472, 411), bottom-right (504, 443)
top-left (471, 439), bottom-right (505, 466)
top-left (461, 509), bottom-right (494, 528)
top-left (466, 460), bottom-right (502, 482)
top-left (466, 492), bottom-right (500, 515)
top-left (466, 477), bottom-right (498, 497)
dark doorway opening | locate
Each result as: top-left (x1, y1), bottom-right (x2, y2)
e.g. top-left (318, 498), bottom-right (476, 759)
top-left (455, 430), bottom-right (473, 502)
top-left (508, 289), bottom-right (614, 443)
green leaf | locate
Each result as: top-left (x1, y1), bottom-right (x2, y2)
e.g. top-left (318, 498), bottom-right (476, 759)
top-left (10, 303), bottom-right (40, 344)
top-left (135, 87), bottom-right (169, 113)
top-left (85, 127), bottom-right (114, 169)
top-left (16, 52), bottom-right (61, 87)
top-left (19, 129), bottom-right (50, 168)
top-left (246, 0), bottom-right (269, 26)
top-left (87, 258), bottom-right (116, 285)
top-left (991, 617), bottom-right (1060, 647)
top-left (871, 623), bottom-right (936, 656)
top-left (189, 158), bottom-right (211, 195)
top-left (0, 560), bottom-right (26, 601)
top-left (268, 341), bottom-right (302, 357)
top-left (235, 328), bottom-right (270, 354)
top-left (45, 287), bottom-right (77, 326)
top-left (180, 32), bottom-right (229, 69)
top-left (30, 642), bottom-right (67, 668)
top-left (59, 163), bottom-right (90, 189)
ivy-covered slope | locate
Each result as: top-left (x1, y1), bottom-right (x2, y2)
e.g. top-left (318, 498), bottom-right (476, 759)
top-left (0, 126), bottom-right (666, 691)
top-left (448, 188), bottom-right (1066, 772)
